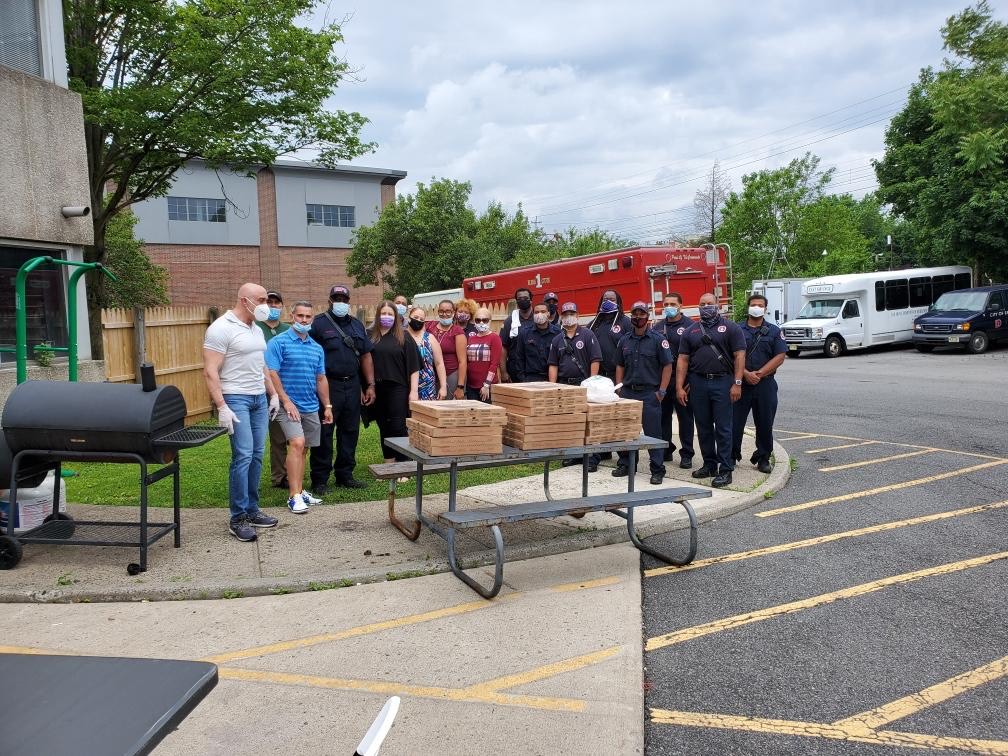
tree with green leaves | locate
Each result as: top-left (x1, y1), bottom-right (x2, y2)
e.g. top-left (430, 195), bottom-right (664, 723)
top-left (102, 208), bottom-right (170, 308)
top-left (64, 0), bottom-right (373, 354)
top-left (506, 227), bottom-right (634, 268)
top-left (347, 179), bottom-right (544, 298)
top-left (874, 1), bottom-right (1008, 283)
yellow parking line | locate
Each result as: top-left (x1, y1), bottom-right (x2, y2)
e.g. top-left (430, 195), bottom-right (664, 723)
top-left (806, 440), bottom-right (882, 454)
top-left (776, 432), bottom-right (820, 441)
top-left (650, 709), bottom-right (1008, 754)
top-left (644, 501), bottom-right (1008, 578)
top-left (551, 576), bottom-right (622, 592)
top-left (776, 429), bottom-right (1006, 462)
top-left (464, 646), bottom-right (621, 694)
top-left (818, 449), bottom-right (936, 472)
top-left (756, 460), bottom-right (1008, 517)
top-left (0, 645), bottom-right (77, 656)
top-left (202, 598), bottom-right (496, 664)
top-left (218, 666), bottom-right (586, 712)
top-left (644, 551), bottom-right (1008, 652)
top-left (835, 655), bottom-right (1008, 732)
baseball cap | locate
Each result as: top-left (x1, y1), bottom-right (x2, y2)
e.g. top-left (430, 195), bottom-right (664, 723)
top-left (329, 284), bottom-right (351, 300)
top-left (630, 301), bottom-right (650, 312)
top-left (266, 290), bottom-right (282, 302)
top-left (561, 301), bottom-right (577, 313)
top-left (544, 292), bottom-right (558, 301)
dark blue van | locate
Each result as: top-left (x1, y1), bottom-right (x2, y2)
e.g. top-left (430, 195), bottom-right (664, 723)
top-left (912, 285), bottom-right (1008, 354)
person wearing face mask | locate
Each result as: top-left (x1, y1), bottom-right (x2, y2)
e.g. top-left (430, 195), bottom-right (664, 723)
top-left (393, 295), bottom-right (409, 321)
top-left (499, 287), bottom-right (535, 383)
top-left (543, 292), bottom-right (561, 325)
top-left (265, 301), bottom-right (333, 514)
top-left (731, 293), bottom-right (788, 474)
top-left (613, 302), bottom-right (675, 485)
top-left (655, 292), bottom-right (696, 469)
top-left (308, 284), bottom-right (376, 494)
top-left (675, 293), bottom-right (746, 488)
top-left (548, 302), bottom-right (602, 467)
top-left (407, 306), bottom-right (448, 401)
top-left (254, 291), bottom-right (294, 491)
top-left (465, 307), bottom-right (503, 402)
top-left (203, 283), bottom-right (282, 542)
top-left (369, 302), bottom-right (421, 464)
top-left (512, 303), bottom-right (561, 382)
top-left (426, 299), bottom-right (467, 399)
top-left (454, 297), bottom-right (480, 338)
top-left (588, 290), bottom-right (632, 467)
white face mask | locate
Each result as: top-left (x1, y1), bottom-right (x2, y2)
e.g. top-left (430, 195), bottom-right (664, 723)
top-left (533, 313), bottom-right (549, 325)
top-left (562, 315), bottom-right (578, 327)
top-left (475, 322), bottom-right (490, 334)
top-left (748, 305), bottom-right (766, 319)
top-left (246, 298), bottom-right (271, 322)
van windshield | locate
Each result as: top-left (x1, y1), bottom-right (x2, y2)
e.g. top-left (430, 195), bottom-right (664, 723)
top-left (932, 291), bottom-right (988, 312)
top-left (795, 299), bottom-right (844, 319)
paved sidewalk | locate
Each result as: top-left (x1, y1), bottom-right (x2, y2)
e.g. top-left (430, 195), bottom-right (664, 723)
top-left (0, 435), bottom-right (789, 602)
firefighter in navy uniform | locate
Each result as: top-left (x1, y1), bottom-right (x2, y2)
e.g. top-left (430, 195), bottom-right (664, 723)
top-left (587, 290), bottom-right (632, 468)
top-left (512, 303), bottom-right (560, 382)
top-left (732, 293), bottom-right (787, 474)
top-left (308, 284), bottom-right (375, 494)
top-left (548, 301), bottom-right (602, 468)
top-left (655, 292), bottom-right (695, 469)
top-left (614, 301), bottom-right (675, 485)
top-left (675, 292), bottom-right (746, 488)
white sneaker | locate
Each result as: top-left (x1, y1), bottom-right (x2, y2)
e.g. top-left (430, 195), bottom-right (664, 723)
top-left (299, 489), bottom-right (322, 506)
top-left (287, 495), bottom-right (309, 514)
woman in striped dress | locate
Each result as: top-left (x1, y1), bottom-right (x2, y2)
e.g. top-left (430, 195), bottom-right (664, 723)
top-left (407, 306), bottom-right (447, 400)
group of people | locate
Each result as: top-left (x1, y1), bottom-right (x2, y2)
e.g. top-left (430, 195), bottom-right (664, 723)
top-left (203, 281), bottom-right (785, 542)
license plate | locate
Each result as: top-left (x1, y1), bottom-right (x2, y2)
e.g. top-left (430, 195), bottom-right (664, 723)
top-left (788, 345), bottom-right (798, 351)
top-left (948, 336), bottom-right (958, 343)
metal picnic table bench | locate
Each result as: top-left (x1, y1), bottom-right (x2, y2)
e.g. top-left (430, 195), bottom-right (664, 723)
top-left (377, 435), bottom-right (711, 598)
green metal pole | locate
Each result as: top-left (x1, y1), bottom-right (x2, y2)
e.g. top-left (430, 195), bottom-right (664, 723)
top-left (15, 256), bottom-right (53, 384)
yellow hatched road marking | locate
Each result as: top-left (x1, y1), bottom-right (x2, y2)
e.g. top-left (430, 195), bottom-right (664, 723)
top-left (818, 449), bottom-right (937, 472)
top-left (644, 551), bottom-right (1008, 652)
top-left (776, 432), bottom-right (820, 441)
top-left (756, 460), bottom-right (1008, 517)
top-left (776, 429), bottom-right (1006, 462)
top-left (650, 709), bottom-right (1008, 755)
top-left (464, 646), bottom-right (621, 694)
top-left (644, 501), bottom-right (1008, 579)
top-left (806, 440), bottom-right (882, 454)
top-left (835, 655), bottom-right (1008, 732)
top-left (202, 598), bottom-right (496, 664)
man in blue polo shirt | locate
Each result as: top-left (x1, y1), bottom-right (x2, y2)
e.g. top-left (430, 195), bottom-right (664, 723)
top-left (265, 301), bottom-right (333, 514)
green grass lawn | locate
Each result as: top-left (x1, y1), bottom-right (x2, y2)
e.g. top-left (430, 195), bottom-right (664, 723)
top-left (65, 423), bottom-right (544, 508)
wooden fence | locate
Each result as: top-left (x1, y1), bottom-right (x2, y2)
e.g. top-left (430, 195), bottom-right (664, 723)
top-left (102, 306), bottom-right (215, 423)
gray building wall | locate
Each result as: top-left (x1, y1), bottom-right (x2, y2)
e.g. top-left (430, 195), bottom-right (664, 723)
top-left (274, 169), bottom-right (382, 248)
top-left (131, 163), bottom-right (260, 246)
top-left (0, 66), bottom-right (93, 247)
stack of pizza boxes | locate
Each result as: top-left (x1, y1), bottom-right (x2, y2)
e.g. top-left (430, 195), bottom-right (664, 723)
top-left (584, 398), bottom-right (643, 444)
top-left (490, 382), bottom-right (588, 450)
top-left (406, 400), bottom-right (507, 455)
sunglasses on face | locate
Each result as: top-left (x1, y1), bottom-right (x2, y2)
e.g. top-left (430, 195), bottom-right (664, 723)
top-left (474, 317), bottom-right (491, 323)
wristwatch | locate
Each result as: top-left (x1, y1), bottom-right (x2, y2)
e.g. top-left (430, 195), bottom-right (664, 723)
top-left (734, 379), bottom-right (743, 386)
top-left (656, 388), bottom-right (667, 397)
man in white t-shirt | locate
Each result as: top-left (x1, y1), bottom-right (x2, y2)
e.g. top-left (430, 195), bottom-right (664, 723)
top-left (203, 283), bottom-right (282, 542)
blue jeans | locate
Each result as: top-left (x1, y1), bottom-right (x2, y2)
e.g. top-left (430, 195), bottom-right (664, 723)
top-left (223, 393), bottom-right (268, 521)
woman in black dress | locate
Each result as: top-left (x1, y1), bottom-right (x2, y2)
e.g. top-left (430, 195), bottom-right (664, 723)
top-left (368, 301), bottom-right (421, 464)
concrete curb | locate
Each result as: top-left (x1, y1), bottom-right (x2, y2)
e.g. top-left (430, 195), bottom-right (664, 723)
top-left (0, 442), bottom-right (792, 603)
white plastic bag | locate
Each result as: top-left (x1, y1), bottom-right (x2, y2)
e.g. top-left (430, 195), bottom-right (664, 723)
top-left (582, 375), bottom-right (620, 404)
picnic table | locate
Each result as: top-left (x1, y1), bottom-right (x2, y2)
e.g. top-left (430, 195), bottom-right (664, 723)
top-left (382, 435), bottom-right (711, 598)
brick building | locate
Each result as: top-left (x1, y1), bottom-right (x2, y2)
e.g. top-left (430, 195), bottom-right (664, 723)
top-left (131, 158), bottom-right (406, 313)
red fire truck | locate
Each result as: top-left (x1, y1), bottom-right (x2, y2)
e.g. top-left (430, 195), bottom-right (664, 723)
top-left (461, 244), bottom-right (734, 317)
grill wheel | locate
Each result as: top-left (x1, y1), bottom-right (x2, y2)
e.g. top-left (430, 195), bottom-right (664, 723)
top-left (0, 535), bottom-right (23, 569)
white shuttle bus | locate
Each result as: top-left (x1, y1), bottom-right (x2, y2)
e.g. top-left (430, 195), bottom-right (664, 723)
top-left (781, 266), bottom-right (973, 357)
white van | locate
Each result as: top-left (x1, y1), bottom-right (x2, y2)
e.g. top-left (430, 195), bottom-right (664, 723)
top-left (781, 266), bottom-right (972, 357)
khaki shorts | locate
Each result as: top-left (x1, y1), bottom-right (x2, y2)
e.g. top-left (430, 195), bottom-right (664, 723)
top-left (277, 411), bottom-right (321, 447)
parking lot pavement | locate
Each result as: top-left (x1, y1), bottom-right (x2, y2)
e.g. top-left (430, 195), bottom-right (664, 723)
top-left (642, 407), bottom-right (1008, 754)
top-left (0, 543), bottom-right (648, 755)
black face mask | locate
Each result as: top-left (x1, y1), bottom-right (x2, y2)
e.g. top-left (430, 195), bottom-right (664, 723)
top-left (408, 318), bottom-right (425, 331)
top-left (516, 298), bottom-right (532, 311)
top-left (547, 303), bottom-right (558, 315)
top-left (631, 316), bottom-right (649, 329)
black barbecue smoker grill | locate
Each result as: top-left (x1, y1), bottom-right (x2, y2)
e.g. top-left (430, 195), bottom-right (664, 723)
top-left (0, 366), bottom-right (224, 574)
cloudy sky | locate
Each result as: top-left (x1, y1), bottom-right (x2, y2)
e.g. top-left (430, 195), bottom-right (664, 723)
top-left (307, 1), bottom-right (1002, 243)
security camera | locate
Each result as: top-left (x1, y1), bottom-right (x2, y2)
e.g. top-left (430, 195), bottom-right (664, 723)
top-left (61, 206), bottom-right (91, 218)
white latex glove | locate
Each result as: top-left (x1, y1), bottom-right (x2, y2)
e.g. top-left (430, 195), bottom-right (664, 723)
top-left (217, 404), bottom-right (240, 435)
top-left (268, 393), bottom-right (281, 421)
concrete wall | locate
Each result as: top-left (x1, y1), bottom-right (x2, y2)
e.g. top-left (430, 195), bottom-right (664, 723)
top-left (0, 66), bottom-right (92, 247)
top-left (132, 163), bottom-right (260, 246)
top-left (0, 359), bottom-right (105, 409)
top-left (274, 169), bottom-right (382, 248)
